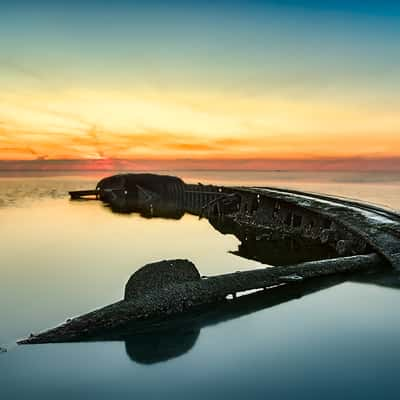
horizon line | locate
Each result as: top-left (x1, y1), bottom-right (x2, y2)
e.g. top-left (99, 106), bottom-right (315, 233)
top-left (1, 157), bottom-right (400, 172)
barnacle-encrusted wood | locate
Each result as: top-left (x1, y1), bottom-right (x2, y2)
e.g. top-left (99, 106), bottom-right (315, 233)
top-left (124, 259), bottom-right (200, 300)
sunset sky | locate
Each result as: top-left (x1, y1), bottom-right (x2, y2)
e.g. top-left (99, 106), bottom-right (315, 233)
top-left (1, 0), bottom-right (400, 170)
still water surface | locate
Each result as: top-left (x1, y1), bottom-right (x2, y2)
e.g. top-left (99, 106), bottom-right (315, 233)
top-left (1, 171), bottom-right (400, 399)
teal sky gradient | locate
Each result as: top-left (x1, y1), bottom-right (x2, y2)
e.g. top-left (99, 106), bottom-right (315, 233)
top-left (1, 1), bottom-right (399, 100)
top-left (1, 1), bottom-right (400, 167)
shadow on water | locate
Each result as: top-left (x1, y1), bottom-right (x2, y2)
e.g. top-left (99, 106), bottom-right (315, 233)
top-left (85, 271), bottom-right (400, 364)
top-left (92, 275), bottom-right (343, 364)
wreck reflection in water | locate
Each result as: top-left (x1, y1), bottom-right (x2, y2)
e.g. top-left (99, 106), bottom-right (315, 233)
top-left (108, 197), bottom-right (185, 220)
top-left (102, 183), bottom-right (339, 266)
top-left (90, 276), bottom-right (341, 364)
top-left (113, 277), bottom-right (343, 364)
top-left (208, 217), bottom-right (338, 266)
top-left (97, 197), bottom-right (399, 364)
top-left (89, 272), bottom-right (399, 364)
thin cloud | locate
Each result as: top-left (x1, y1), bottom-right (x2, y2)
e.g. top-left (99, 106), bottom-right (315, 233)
top-left (0, 59), bottom-right (45, 82)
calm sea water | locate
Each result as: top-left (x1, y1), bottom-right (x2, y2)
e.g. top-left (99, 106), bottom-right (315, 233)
top-left (1, 170), bottom-right (400, 400)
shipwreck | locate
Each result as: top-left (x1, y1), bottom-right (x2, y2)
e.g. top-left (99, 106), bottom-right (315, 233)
top-left (19, 173), bottom-right (400, 345)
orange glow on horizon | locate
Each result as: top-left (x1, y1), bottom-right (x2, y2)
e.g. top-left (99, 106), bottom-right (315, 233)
top-left (1, 88), bottom-right (400, 168)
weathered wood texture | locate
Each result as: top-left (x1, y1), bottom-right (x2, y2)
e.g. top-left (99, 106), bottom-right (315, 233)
top-left (239, 187), bottom-right (400, 270)
top-left (19, 253), bottom-right (384, 344)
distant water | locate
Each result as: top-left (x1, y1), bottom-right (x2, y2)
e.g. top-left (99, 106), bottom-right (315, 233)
top-left (1, 170), bottom-right (400, 400)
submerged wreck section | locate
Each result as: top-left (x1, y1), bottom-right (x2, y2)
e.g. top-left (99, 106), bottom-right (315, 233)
top-left (20, 254), bottom-right (384, 344)
top-left (19, 173), bottom-right (400, 345)
top-left (70, 173), bottom-right (400, 269)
